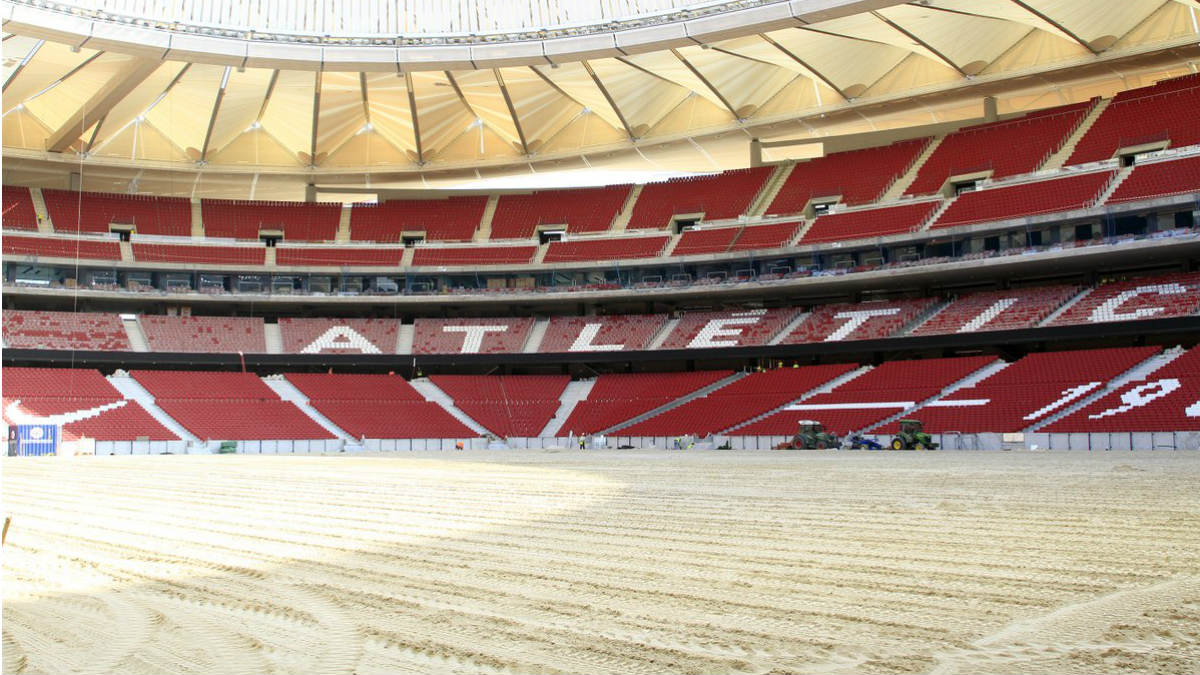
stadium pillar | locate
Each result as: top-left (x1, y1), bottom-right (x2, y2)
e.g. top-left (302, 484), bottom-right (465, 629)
top-left (983, 96), bottom-right (998, 123)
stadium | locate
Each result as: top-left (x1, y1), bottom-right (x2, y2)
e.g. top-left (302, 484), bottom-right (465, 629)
top-left (2, 0), bottom-right (1199, 672)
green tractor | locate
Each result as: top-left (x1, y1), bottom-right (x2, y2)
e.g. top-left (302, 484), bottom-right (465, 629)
top-left (890, 419), bottom-right (938, 450)
top-left (794, 420), bottom-right (840, 449)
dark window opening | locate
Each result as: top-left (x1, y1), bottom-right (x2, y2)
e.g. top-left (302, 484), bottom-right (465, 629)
top-left (538, 230), bottom-right (564, 245)
top-left (672, 218), bottom-right (699, 234)
top-left (1074, 223), bottom-right (1094, 241)
top-left (402, 235), bottom-right (425, 247)
top-left (983, 236), bottom-right (1000, 252)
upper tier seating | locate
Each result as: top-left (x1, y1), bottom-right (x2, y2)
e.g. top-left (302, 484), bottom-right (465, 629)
top-left (3, 235), bottom-right (121, 261)
top-left (559, 371), bottom-right (732, 434)
top-left (490, 185), bottom-right (629, 239)
top-left (2, 186), bottom-right (38, 230)
top-left (2, 310), bottom-right (130, 351)
top-left (412, 246), bottom-right (537, 266)
top-left (874, 346), bottom-right (1160, 433)
top-left (779, 298), bottom-right (935, 343)
top-left (618, 364), bottom-right (857, 437)
top-left (932, 171), bottom-right (1113, 229)
top-left (543, 235), bottom-right (669, 263)
top-left (42, 189), bottom-right (190, 236)
top-left (2, 367), bottom-right (176, 441)
top-left (800, 201), bottom-right (938, 244)
top-left (201, 199), bottom-right (341, 241)
top-left (672, 226), bottom-right (739, 256)
top-left (286, 373), bottom-right (474, 439)
top-left (538, 314), bottom-right (669, 353)
top-left (139, 316), bottom-right (267, 353)
top-left (906, 101), bottom-right (1093, 195)
top-left (729, 221), bottom-right (801, 252)
top-left (766, 139), bottom-right (929, 214)
top-left (1068, 75), bottom-right (1200, 165)
top-left (733, 356), bottom-right (996, 436)
top-left (657, 308), bottom-right (800, 350)
top-left (131, 242), bottom-right (265, 265)
top-left (627, 167), bottom-right (773, 229)
top-left (1043, 345), bottom-right (1200, 432)
top-left (1106, 155), bottom-right (1200, 204)
top-left (412, 317), bottom-right (534, 354)
top-left (279, 318), bottom-right (399, 354)
top-left (1047, 272), bottom-right (1200, 327)
top-left (132, 370), bottom-right (332, 440)
top-left (275, 247), bottom-right (404, 267)
top-left (350, 196), bottom-right (487, 242)
top-left (911, 286), bottom-right (1081, 336)
top-left (430, 375), bottom-right (569, 437)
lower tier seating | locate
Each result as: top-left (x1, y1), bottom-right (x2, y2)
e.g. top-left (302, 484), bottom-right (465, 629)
top-left (932, 171), bottom-right (1113, 229)
top-left (1, 368), bottom-right (175, 441)
top-left (430, 375), bottom-right (569, 437)
top-left (1043, 346), bottom-right (1200, 432)
top-left (1107, 155), bottom-right (1200, 204)
top-left (874, 346), bottom-right (1160, 433)
top-left (801, 201), bottom-right (939, 244)
top-left (543, 235), bottom-right (669, 263)
top-left (618, 364), bottom-right (858, 437)
top-left (733, 356), bottom-right (997, 436)
top-left (285, 373), bottom-right (425, 401)
top-left (132, 370), bottom-right (332, 440)
top-left (312, 401), bottom-right (475, 439)
top-left (560, 371), bottom-right (732, 434)
top-left (412, 246), bottom-right (537, 266)
top-left (275, 247), bottom-right (405, 267)
top-left (131, 242), bottom-right (265, 265)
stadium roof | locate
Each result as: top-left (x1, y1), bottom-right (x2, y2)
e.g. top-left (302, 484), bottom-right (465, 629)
top-left (3, 0), bottom-right (1199, 195)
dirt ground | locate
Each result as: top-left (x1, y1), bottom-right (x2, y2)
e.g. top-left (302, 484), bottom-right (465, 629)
top-left (3, 449), bottom-right (1199, 674)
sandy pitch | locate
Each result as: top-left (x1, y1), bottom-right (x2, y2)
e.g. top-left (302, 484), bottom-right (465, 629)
top-left (4, 450), bottom-right (1200, 674)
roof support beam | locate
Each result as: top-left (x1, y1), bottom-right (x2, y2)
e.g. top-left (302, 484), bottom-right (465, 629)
top-left (582, 60), bottom-right (637, 141)
top-left (359, 72), bottom-right (371, 124)
top-left (759, 33), bottom-right (850, 101)
top-left (871, 10), bottom-right (967, 76)
top-left (46, 57), bottom-right (159, 153)
top-left (198, 66), bottom-right (231, 163)
top-left (1009, 0), bottom-right (1100, 54)
top-left (2, 39), bottom-right (43, 93)
top-left (493, 69), bottom-right (529, 155)
top-left (256, 70), bottom-right (279, 123)
top-left (669, 49), bottom-right (741, 119)
top-left (309, 71), bottom-right (321, 166)
top-left (404, 72), bottom-right (424, 164)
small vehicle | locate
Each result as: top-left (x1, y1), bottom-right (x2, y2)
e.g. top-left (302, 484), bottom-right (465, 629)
top-left (776, 420), bottom-right (840, 449)
top-left (890, 419), bottom-right (938, 450)
top-left (846, 434), bottom-right (883, 450)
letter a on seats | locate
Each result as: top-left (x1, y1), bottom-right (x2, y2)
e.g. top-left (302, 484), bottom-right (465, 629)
top-left (302, 326), bottom-right (383, 353)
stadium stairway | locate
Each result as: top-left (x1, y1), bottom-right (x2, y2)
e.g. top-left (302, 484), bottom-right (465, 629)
top-left (1096, 164), bottom-right (1136, 203)
top-left (335, 204), bottom-right (352, 242)
top-left (540, 379), bottom-right (596, 437)
top-left (29, 187), bottom-right (52, 233)
top-left (119, 239), bottom-right (134, 262)
top-left (190, 199), bottom-right (203, 238)
top-left (610, 185), bottom-right (642, 232)
top-left (768, 312), bottom-right (811, 345)
top-left (1041, 98), bottom-right (1111, 171)
top-left (747, 163), bottom-right (795, 217)
top-left (407, 379), bottom-right (490, 435)
top-left (1024, 346), bottom-right (1185, 432)
top-left (474, 195), bottom-right (498, 241)
top-left (123, 316), bottom-right (149, 352)
top-left (878, 136), bottom-right (942, 202)
top-left (263, 322), bottom-right (284, 354)
top-left (646, 317), bottom-right (680, 350)
top-left (262, 376), bottom-right (354, 441)
top-left (1037, 286), bottom-right (1097, 325)
top-left (523, 318), bottom-right (549, 353)
top-left (395, 323), bottom-right (415, 354)
top-left (105, 373), bottom-right (200, 443)
top-left (722, 365), bottom-right (873, 433)
top-left (861, 359), bottom-right (1008, 435)
top-left (603, 371), bottom-right (748, 434)
top-left (897, 299), bottom-right (952, 336)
